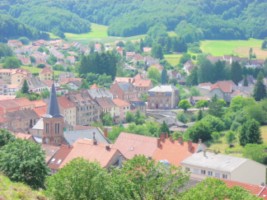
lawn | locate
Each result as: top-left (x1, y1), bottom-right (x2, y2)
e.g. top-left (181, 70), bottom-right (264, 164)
top-left (164, 54), bottom-right (182, 66)
top-left (201, 39), bottom-right (267, 59)
top-left (260, 126), bottom-right (267, 144)
top-left (65, 23), bottom-right (145, 44)
top-left (21, 66), bottom-right (63, 76)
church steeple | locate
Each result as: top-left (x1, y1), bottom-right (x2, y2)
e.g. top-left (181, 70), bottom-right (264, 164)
top-left (45, 83), bottom-right (62, 118)
top-left (42, 83), bottom-right (64, 146)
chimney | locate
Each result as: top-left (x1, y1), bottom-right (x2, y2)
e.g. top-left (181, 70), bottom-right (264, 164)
top-left (178, 137), bottom-right (183, 145)
top-left (105, 145), bottom-right (111, 151)
top-left (157, 138), bottom-right (162, 148)
top-left (93, 132), bottom-right (97, 145)
top-left (104, 128), bottom-right (108, 138)
top-left (160, 133), bottom-right (165, 142)
top-left (187, 140), bottom-right (193, 152)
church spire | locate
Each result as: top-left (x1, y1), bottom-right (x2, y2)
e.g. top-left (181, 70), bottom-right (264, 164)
top-left (46, 83), bottom-right (62, 118)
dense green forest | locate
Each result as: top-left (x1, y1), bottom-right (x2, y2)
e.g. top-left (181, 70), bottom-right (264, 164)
top-left (0, 0), bottom-right (266, 40)
top-left (0, 14), bottom-right (49, 42)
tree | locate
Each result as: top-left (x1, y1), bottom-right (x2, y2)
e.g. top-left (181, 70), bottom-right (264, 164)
top-left (197, 110), bottom-right (203, 121)
top-left (181, 178), bottom-right (260, 200)
top-left (120, 156), bottom-right (189, 200)
top-left (3, 56), bottom-right (21, 69)
top-left (160, 121), bottom-right (170, 134)
top-left (208, 95), bottom-right (226, 117)
top-left (18, 37), bottom-right (30, 45)
top-left (225, 130), bottom-right (236, 145)
top-left (134, 110), bottom-right (145, 125)
top-left (262, 39), bottom-right (267, 49)
top-left (161, 68), bottom-right (168, 84)
top-left (0, 139), bottom-right (48, 189)
top-left (253, 72), bottom-right (267, 101)
top-left (197, 56), bottom-right (214, 83)
top-left (102, 113), bottom-right (113, 126)
top-left (195, 100), bottom-right (208, 110)
top-left (147, 66), bottom-right (160, 84)
top-left (0, 43), bottom-right (13, 58)
top-left (239, 119), bottom-right (262, 146)
top-left (0, 129), bottom-right (15, 148)
top-left (178, 100), bottom-right (191, 112)
top-left (21, 80), bottom-right (29, 94)
top-left (187, 120), bottom-right (212, 142)
top-left (126, 112), bottom-right (135, 123)
top-left (46, 158), bottom-right (112, 200)
top-left (151, 43), bottom-right (163, 59)
top-left (243, 144), bottom-right (267, 164)
top-left (230, 61), bottom-right (242, 84)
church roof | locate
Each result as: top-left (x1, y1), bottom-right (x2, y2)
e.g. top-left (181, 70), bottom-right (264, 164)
top-left (45, 83), bottom-right (62, 118)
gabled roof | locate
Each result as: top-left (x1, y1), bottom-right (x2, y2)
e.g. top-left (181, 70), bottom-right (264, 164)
top-left (95, 97), bottom-right (115, 109)
top-left (112, 98), bottom-right (130, 107)
top-left (45, 83), bottom-right (62, 118)
top-left (58, 96), bottom-right (76, 109)
top-left (64, 128), bottom-right (109, 145)
top-left (113, 132), bottom-right (158, 159)
top-left (223, 179), bottom-right (266, 198)
top-left (40, 66), bottom-right (53, 74)
top-left (153, 139), bottom-right (197, 167)
top-left (211, 80), bottom-right (236, 93)
top-left (48, 145), bottom-right (72, 170)
top-left (149, 85), bottom-right (177, 93)
top-left (59, 139), bottom-right (121, 168)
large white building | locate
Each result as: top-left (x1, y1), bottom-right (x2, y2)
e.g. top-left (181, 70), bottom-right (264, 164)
top-left (181, 152), bottom-right (266, 186)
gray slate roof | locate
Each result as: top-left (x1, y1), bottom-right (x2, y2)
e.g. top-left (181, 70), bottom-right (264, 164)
top-left (64, 128), bottom-right (109, 145)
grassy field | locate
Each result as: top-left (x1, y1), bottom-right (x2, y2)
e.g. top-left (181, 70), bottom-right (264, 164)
top-left (21, 66), bottom-right (63, 76)
top-left (0, 174), bottom-right (46, 200)
top-left (201, 39), bottom-right (267, 59)
top-left (65, 23), bottom-right (145, 44)
top-left (164, 54), bottom-right (182, 66)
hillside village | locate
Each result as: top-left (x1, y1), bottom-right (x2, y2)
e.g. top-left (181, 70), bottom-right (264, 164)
top-left (0, 38), bottom-right (267, 199)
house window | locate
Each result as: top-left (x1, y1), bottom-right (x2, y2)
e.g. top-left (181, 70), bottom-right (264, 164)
top-left (222, 174), bottom-right (228, 179)
top-left (55, 123), bottom-right (60, 134)
top-left (207, 171), bottom-right (213, 176)
top-left (201, 170), bottom-right (206, 175)
top-left (45, 123), bottom-right (49, 134)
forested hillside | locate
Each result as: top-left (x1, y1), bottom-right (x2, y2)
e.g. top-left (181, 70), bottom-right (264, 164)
top-left (0, 14), bottom-right (49, 42)
top-left (0, 0), bottom-right (266, 40)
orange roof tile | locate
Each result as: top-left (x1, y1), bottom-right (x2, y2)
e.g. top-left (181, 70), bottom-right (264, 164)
top-left (60, 139), bottom-right (121, 168)
top-left (48, 145), bottom-right (72, 170)
top-left (33, 106), bottom-right (47, 117)
top-left (58, 96), bottom-right (76, 109)
top-left (113, 132), bottom-right (158, 159)
top-left (15, 133), bottom-right (33, 140)
top-left (13, 98), bottom-right (34, 108)
top-left (222, 179), bottom-right (266, 199)
top-left (40, 66), bottom-right (53, 74)
top-left (133, 79), bottom-right (152, 88)
top-left (152, 138), bottom-right (197, 167)
top-left (0, 95), bottom-right (16, 101)
top-left (113, 98), bottom-right (130, 107)
top-left (211, 80), bottom-right (236, 93)
top-left (31, 100), bottom-right (47, 108)
top-left (115, 77), bottom-right (133, 83)
top-left (90, 83), bottom-right (99, 89)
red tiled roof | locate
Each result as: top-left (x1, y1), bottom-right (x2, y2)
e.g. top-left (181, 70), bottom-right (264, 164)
top-left (115, 77), bottom-right (133, 83)
top-left (113, 132), bottom-right (158, 159)
top-left (15, 133), bottom-right (33, 140)
top-left (113, 98), bottom-right (130, 107)
top-left (48, 145), bottom-right (72, 170)
top-left (60, 139), bottom-right (121, 168)
top-left (90, 83), bottom-right (99, 89)
top-left (40, 66), bottom-right (53, 74)
top-left (211, 81), bottom-right (236, 93)
top-left (133, 79), bottom-right (152, 88)
top-left (31, 100), bottom-right (47, 108)
top-left (33, 106), bottom-right (47, 117)
top-left (223, 179), bottom-right (267, 199)
top-left (58, 96), bottom-right (76, 109)
top-left (13, 98), bottom-right (34, 108)
top-left (153, 138), bottom-right (197, 167)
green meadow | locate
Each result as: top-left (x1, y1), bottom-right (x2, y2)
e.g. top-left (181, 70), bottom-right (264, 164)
top-left (164, 54), bottom-right (182, 66)
top-left (21, 66), bottom-right (63, 76)
top-left (201, 39), bottom-right (267, 59)
top-left (65, 23), bottom-right (145, 44)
